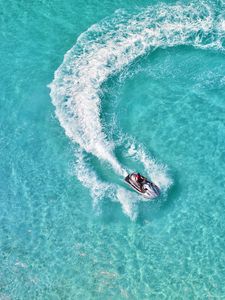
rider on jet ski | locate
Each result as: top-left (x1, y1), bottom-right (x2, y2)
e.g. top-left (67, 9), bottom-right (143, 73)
top-left (136, 173), bottom-right (146, 190)
top-left (125, 172), bottom-right (160, 198)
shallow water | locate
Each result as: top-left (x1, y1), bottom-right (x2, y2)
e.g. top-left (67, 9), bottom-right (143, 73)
top-left (1, 0), bottom-right (225, 298)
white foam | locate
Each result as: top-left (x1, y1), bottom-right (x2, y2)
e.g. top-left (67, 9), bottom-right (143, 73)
top-left (49, 3), bottom-right (224, 219)
top-left (116, 188), bottom-right (139, 221)
top-left (219, 20), bottom-right (225, 31)
top-left (74, 150), bottom-right (114, 211)
top-left (126, 141), bottom-right (172, 191)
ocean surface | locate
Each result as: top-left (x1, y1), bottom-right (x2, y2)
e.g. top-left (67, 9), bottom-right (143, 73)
top-left (1, 0), bottom-right (225, 298)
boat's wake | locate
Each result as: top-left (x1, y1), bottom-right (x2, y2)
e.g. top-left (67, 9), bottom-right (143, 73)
top-left (49, 2), bottom-right (224, 219)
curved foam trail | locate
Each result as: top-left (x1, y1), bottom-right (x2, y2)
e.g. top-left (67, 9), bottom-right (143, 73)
top-left (49, 3), bottom-right (224, 217)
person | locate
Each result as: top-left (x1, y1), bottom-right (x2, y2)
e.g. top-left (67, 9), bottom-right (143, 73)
top-left (136, 173), bottom-right (144, 184)
top-left (135, 173), bottom-right (146, 192)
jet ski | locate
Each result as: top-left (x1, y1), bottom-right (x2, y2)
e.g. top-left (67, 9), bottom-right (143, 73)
top-left (125, 172), bottom-right (160, 199)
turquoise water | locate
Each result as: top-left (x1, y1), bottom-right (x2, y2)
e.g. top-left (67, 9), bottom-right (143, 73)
top-left (1, 0), bottom-right (225, 298)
